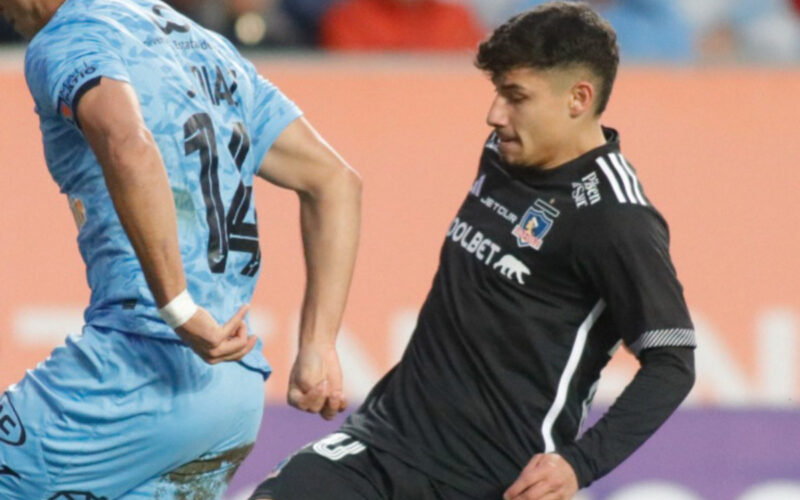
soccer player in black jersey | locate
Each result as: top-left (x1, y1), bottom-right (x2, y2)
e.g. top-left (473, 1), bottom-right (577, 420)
top-left (251, 2), bottom-right (696, 499)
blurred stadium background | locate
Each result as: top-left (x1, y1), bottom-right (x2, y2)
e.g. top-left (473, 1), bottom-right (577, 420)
top-left (1, 0), bottom-right (799, 498)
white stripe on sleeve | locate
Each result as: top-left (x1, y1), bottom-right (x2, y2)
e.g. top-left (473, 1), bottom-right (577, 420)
top-left (609, 154), bottom-right (638, 204)
top-left (595, 157), bottom-right (626, 203)
top-left (617, 154), bottom-right (648, 206)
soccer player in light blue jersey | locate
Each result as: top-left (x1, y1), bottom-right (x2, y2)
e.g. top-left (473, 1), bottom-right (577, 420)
top-left (0, 0), bottom-right (362, 497)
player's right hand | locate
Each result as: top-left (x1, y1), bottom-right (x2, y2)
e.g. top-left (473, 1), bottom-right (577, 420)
top-left (176, 304), bottom-right (257, 364)
top-left (503, 453), bottom-right (578, 500)
top-left (287, 342), bottom-right (348, 420)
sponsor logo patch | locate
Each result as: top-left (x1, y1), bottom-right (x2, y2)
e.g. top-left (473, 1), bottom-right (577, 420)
top-left (511, 199), bottom-right (560, 250)
top-left (0, 393), bottom-right (25, 446)
top-left (572, 171), bottom-right (602, 208)
top-left (149, 5), bottom-right (190, 35)
top-left (493, 254), bottom-right (530, 285)
top-left (58, 62), bottom-right (97, 112)
top-left (447, 216), bottom-right (502, 266)
top-left (479, 195), bottom-right (518, 224)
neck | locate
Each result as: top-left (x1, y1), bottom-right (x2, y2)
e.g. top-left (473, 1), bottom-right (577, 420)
top-left (575, 120), bottom-right (607, 156)
top-left (20, 0), bottom-right (63, 39)
top-left (540, 120), bottom-right (606, 170)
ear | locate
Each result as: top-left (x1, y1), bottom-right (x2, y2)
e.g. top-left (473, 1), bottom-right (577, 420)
top-left (568, 80), bottom-right (595, 118)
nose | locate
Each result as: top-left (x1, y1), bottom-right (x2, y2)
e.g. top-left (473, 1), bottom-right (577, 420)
top-left (486, 95), bottom-right (508, 129)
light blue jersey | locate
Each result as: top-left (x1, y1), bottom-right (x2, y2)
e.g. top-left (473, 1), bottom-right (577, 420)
top-left (24, 0), bottom-right (302, 374)
top-left (1, 1), bottom-right (304, 497)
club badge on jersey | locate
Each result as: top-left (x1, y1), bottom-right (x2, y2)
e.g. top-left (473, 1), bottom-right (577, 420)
top-left (511, 199), bottom-right (560, 250)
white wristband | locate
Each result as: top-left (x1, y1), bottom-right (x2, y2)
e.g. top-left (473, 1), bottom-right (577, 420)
top-left (158, 289), bottom-right (199, 329)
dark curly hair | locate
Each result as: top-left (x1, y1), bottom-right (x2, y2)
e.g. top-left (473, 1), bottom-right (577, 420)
top-left (475, 2), bottom-right (619, 115)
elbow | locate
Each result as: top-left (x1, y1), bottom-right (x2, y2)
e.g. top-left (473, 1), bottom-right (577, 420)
top-left (332, 154), bottom-right (362, 193)
top-left (105, 126), bottom-right (160, 176)
top-left (641, 345), bottom-right (696, 400)
top-left (671, 347), bottom-right (696, 400)
top-left (116, 126), bottom-right (158, 160)
top-left (332, 164), bottom-right (362, 212)
top-left (341, 163), bottom-right (363, 202)
top-left (307, 158), bottom-right (363, 205)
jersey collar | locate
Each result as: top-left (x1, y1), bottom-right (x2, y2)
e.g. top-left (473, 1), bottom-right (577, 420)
top-left (498, 127), bottom-right (621, 184)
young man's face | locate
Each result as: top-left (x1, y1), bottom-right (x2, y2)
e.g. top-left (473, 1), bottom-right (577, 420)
top-left (486, 66), bottom-right (581, 169)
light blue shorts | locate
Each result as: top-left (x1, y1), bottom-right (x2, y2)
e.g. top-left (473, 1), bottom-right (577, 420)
top-left (0, 325), bottom-right (266, 499)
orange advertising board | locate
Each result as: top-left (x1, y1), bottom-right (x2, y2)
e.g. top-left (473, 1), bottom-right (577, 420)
top-left (1, 55), bottom-right (798, 406)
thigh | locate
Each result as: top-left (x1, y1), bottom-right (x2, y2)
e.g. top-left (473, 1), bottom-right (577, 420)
top-left (0, 329), bottom-right (117, 500)
top-left (251, 433), bottom-right (466, 500)
top-left (121, 444), bottom-right (255, 499)
top-left (251, 433), bottom-right (383, 500)
top-left (369, 446), bottom-right (468, 500)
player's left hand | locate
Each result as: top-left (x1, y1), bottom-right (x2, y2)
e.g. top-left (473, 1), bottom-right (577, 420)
top-left (176, 304), bottom-right (257, 364)
top-left (287, 342), bottom-right (348, 421)
top-left (503, 453), bottom-right (578, 500)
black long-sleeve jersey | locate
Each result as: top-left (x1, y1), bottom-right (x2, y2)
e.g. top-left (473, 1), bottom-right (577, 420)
top-left (342, 128), bottom-right (696, 497)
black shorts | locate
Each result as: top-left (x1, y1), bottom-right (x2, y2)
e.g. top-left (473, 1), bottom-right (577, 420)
top-left (250, 432), bottom-right (469, 500)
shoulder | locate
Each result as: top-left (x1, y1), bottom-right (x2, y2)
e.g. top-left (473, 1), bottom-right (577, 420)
top-left (31, 0), bottom-right (118, 42)
top-left (25, 6), bottom-right (131, 112)
top-left (572, 199), bottom-right (670, 266)
top-left (586, 150), bottom-right (650, 207)
top-left (25, 8), bottom-right (117, 67)
top-left (583, 201), bottom-right (666, 233)
top-left (569, 147), bottom-right (663, 221)
top-left (573, 151), bottom-right (667, 242)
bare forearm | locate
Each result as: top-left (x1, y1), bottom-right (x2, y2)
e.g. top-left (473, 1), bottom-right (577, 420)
top-left (297, 168), bottom-right (361, 347)
top-left (95, 128), bottom-right (186, 306)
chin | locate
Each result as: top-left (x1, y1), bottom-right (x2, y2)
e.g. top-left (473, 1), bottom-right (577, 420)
top-left (497, 147), bottom-right (519, 164)
top-left (498, 151), bottom-right (514, 164)
top-left (499, 152), bottom-right (531, 167)
top-left (499, 143), bottom-right (536, 166)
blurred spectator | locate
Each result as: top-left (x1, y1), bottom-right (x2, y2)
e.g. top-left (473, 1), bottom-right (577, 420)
top-left (169, 0), bottom-right (307, 47)
top-left (507, 0), bottom-right (693, 62)
top-left (320, 0), bottom-right (485, 51)
top-left (0, 18), bottom-right (22, 42)
top-left (169, 0), bottom-right (229, 34)
top-left (677, 0), bottom-right (800, 63)
top-left (281, 0), bottom-right (342, 45)
top-left (465, 0), bottom-right (519, 29)
top-left (4, 0), bottom-right (797, 61)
